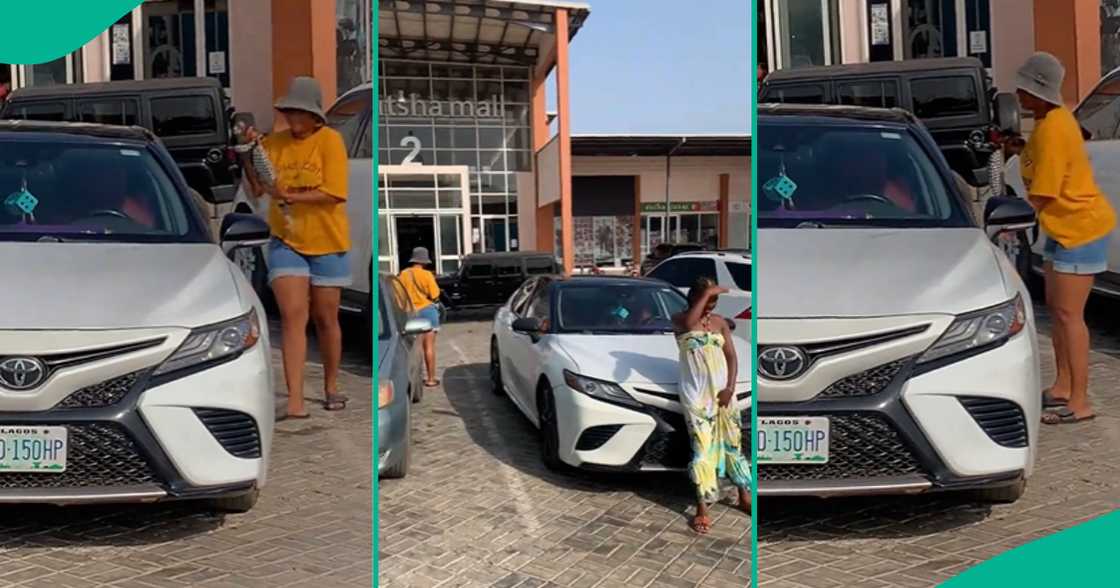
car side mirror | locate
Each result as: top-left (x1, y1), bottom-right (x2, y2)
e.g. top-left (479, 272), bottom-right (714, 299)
top-left (984, 196), bottom-right (1036, 234)
top-left (994, 92), bottom-right (1021, 136)
top-left (512, 317), bottom-right (543, 341)
top-left (403, 318), bottom-right (433, 336)
top-left (220, 213), bottom-right (270, 253)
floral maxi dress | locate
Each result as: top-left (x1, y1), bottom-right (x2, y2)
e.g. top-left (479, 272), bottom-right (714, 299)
top-left (678, 330), bottom-right (752, 504)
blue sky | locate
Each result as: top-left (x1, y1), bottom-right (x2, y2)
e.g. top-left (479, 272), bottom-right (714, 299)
top-left (564, 0), bottom-right (751, 134)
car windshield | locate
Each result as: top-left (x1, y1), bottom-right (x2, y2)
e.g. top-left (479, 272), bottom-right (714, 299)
top-left (0, 139), bottom-right (202, 242)
top-left (557, 284), bottom-right (687, 334)
top-left (757, 120), bottom-right (971, 228)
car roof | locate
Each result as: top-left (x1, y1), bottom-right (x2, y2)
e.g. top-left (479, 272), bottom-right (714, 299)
top-left (758, 103), bottom-right (919, 127)
top-left (0, 120), bottom-right (156, 143)
top-left (7, 77), bottom-right (223, 100)
top-left (465, 251), bottom-right (557, 261)
top-left (764, 57), bottom-right (982, 82)
top-left (676, 250), bottom-right (751, 262)
top-left (551, 275), bottom-right (668, 287)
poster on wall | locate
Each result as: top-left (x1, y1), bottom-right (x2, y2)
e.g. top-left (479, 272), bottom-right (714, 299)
top-left (208, 52), bottom-right (227, 75)
top-left (969, 31), bottom-right (988, 54)
top-left (870, 4), bottom-right (890, 46)
top-left (111, 24), bottom-right (130, 65)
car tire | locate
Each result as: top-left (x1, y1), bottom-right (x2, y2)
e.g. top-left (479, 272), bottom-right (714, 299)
top-left (537, 383), bottom-right (566, 472)
top-left (210, 488), bottom-right (260, 513)
top-left (490, 338), bottom-right (505, 396)
top-left (973, 479), bottom-right (1026, 504)
top-left (381, 398), bottom-right (411, 479)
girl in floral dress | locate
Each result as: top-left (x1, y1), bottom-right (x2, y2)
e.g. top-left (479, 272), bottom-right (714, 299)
top-left (673, 277), bottom-right (752, 534)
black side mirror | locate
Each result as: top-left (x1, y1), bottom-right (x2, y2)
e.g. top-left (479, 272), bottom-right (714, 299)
top-left (984, 196), bottom-right (1036, 233)
top-left (220, 213), bottom-right (270, 252)
top-left (994, 92), bottom-right (1021, 136)
top-left (512, 317), bottom-right (544, 342)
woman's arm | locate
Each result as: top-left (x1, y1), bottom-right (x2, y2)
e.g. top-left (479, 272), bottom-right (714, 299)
top-left (283, 189), bottom-right (345, 205)
top-left (718, 318), bottom-right (737, 407)
top-left (680, 285), bottom-right (727, 330)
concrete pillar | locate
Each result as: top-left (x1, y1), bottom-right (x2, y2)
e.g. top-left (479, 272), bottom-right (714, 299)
top-left (718, 173), bottom-right (730, 249)
top-left (631, 176), bottom-right (642, 266)
top-left (555, 8), bottom-right (574, 275)
top-left (531, 61), bottom-right (552, 254)
top-left (1033, 0), bottom-right (1100, 105)
top-left (271, 0), bottom-right (337, 111)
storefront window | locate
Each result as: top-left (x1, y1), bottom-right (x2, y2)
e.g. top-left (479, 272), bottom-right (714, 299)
top-left (337, 0), bottom-right (371, 94)
top-left (774, 0), bottom-right (840, 69)
top-left (25, 58), bottom-right (68, 87)
top-left (143, 0), bottom-right (198, 80)
top-left (204, 0), bottom-right (230, 87)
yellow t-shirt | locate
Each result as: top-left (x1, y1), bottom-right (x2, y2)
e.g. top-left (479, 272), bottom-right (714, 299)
top-left (399, 267), bottom-right (440, 311)
top-left (262, 127), bottom-right (350, 255)
top-left (1020, 106), bottom-right (1116, 248)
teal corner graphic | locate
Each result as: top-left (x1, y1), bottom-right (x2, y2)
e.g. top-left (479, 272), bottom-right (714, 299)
top-left (0, 1), bottom-right (142, 64)
top-left (943, 509), bottom-right (1120, 585)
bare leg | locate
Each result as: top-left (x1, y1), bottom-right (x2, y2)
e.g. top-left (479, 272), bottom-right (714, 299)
top-left (310, 286), bottom-right (344, 406)
top-left (1044, 262), bottom-right (1073, 400)
top-left (422, 331), bottom-right (439, 385)
top-left (272, 276), bottom-right (311, 417)
top-left (1048, 270), bottom-right (1095, 418)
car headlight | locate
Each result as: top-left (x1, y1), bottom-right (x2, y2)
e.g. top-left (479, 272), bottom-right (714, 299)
top-left (918, 295), bottom-right (1025, 364)
top-left (563, 370), bottom-right (640, 407)
top-left (154, 310), bottom-right (262, 376)
top-left (379, 380), bottom-right (394, 409)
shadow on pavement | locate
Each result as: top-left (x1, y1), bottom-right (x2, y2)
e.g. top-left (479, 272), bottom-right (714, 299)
top-left (440, 363), bottom-right (748, 529)
top-left (758, 494), bottom-right (991, 542)
top-left (266, 318), bottom-right (371, 379)
top-left (0, 503), bottom-right (223, 547)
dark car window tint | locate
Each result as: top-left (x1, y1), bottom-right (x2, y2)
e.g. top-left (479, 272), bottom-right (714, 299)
top-left (389, 278), bottom-right (411, 329)
top-left (78, 99), bottom-right (139, 126)
top-left (326, 90), bottom-right (371, 154)
top-left (496, 261), bottom-right (522, 276)
top-left (838, 81), bottom-right (899, 109)
top-left (510, 278), bottom-right (538, 315)
top-left (765, 84), bottom-right (826, 104)
top-left (910, 77), bottom-right (978, 119)
top-left (726, 261), bottom-right (751, 291)
top-left (7, 102), bottom-right (68, 121)
top-left (526, 285), bottom-right (551, 320)
top-left (1077, 78), bottom-right (1120, 141)
top-left (648, 258), bottom-right (719, 289)
top-left (151, 96), bottom-right (217, 137)
top-left (525, 256), bottom-right (555, 275)
top-left (467, 263), bottom-right (494, 278)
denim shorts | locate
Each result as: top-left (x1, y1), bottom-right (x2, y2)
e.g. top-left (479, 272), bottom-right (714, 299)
top-left (416, 304), bottom-right (441, 331)
top-left (1043, 235), bottom-right (1111, 275)
top-left (267, 239), bottom-right (352, 287)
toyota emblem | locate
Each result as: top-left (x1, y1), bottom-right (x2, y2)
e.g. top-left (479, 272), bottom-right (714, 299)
top-left (758, 346), bottom-right (808, 381)
top-left (0, 357), bottom-right (47, 391)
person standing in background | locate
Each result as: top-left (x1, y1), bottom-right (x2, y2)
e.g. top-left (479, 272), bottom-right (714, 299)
top-left (399, 247), bottom-right (443, 388)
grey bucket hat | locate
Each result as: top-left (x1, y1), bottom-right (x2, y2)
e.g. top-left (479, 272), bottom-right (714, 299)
top-left (409, 247), bottom-right (433, 265)
top-left (1016, 52), bottom-right (1065, 106)
top-left (274, 76), bottom-right (326, 121)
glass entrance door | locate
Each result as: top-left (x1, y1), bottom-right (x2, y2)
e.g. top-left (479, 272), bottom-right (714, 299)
top-left (379, 166), bottom-right (471, 275)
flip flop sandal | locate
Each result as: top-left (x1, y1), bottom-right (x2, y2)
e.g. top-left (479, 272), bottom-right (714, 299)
top-left (323, 395), bottom-right (348, 411)
top-left (424, 380), bottom-right (442, 388)
top-left (1042, 390), bottom-right (1069, 408)
top-left (1041, 407), bottom-right (1096, 425)
top-left (689, 515), bottom-right (712, 535)
top-left (279, 412), bottom-right (310, 421)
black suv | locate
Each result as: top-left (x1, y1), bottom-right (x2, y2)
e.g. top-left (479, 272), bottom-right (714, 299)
top-left (759, 57), bottom-right (1020, 187)
top-left (438, 252), bottom-right (561, 310)
top-left (1, 78), bottom-right (239, 205)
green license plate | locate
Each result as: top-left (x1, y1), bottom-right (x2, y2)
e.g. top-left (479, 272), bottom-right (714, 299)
top-left (757, 417), bottom-right (829, 464)
top-left (0, 426), bottom-right (67, 472)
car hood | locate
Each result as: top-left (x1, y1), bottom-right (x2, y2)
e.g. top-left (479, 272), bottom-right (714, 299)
top-left (557, 333), bottom-right (751, 385)
top-left (0, 242), bottom-right (246, 330)
top-left (758, 228), bottom-right (1010, 318)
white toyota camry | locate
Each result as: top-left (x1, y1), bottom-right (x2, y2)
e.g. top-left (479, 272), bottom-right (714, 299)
top-left (490, 275), bottom-right (751, 472)
top-left (0, 121), bottom-right (273, 512)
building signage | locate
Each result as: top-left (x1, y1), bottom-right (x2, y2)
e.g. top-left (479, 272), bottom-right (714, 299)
top-left (379, 90), bottom-right (505, 119)
top-left (111, 24), bottom-right (131, 65)
top-left (640, 201), bottom-right (719, 213)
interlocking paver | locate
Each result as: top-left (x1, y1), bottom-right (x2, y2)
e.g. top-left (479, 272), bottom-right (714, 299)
top-left (379, 318), bottom-right (752, 587)
top-left (758, 299), bottom-right (1120, 586)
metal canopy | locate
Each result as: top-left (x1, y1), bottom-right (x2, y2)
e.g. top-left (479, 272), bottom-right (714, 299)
top-left (571, 135), bottom-right (751, 158)
top-left (379, 0), bottom-right (590, 66)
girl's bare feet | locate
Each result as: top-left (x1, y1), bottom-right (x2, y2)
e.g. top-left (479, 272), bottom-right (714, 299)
top-left (737, 488), bottom-right (751, 516)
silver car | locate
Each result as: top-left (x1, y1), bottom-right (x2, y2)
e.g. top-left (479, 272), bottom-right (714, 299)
top-left (378, 276), bottom-right (430, 478)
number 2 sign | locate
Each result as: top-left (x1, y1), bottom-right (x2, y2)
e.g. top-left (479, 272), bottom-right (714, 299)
top-left (400, 136), bottom-right (421, 165)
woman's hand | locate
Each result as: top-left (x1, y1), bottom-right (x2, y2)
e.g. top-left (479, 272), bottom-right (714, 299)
top-left (717, 387), bottom-right (734, 408)
top-left (708, 285), bottom-right (730, 297)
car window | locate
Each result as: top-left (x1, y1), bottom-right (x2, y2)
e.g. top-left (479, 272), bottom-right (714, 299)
top-left (0, 140), bottom-right (204, 243)
top-left (467, 263), bottom-right (494, 278)
top-left (525, 256), bottom-right (555, 275)
top-left (910, 77), bottom-right (979, 119)
top-left (764, 84), bottom-right (826, 104)
top-left (510, 278), bottom-right (538, 316)
top-left (496, 260), bottom-right (522, 277)
top-left (6, 102), bottom-right (68, 122)
top-left (757, 121), bottom-right (971, 228)
top-left (389, 278), bottom-right (411, 329)
top-left (726, 261), bottom-right (751, 291)
top-left (77, 99), bottom-right (140, 126)
top-left (150, 96), bottom-right (217, 137)
top-left (838, 80), bottom-right (899, 109)
top-left (556, 284), bottom-right (687, 333)
top-left (1076, 77), bottom-right (1120, 141)
top-left (648, 258), bottom-right (719, 289)
top-left (326, 89), bottom-right (371, 155)
top-left (526, 283), bottom-right (552, 321)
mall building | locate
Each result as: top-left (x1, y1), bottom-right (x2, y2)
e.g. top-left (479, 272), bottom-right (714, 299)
top-left (0, 0), bottom-right (372, 131)
top-left (761, 0), bottom-right (1118, 105)
top-left (378, 0), bottom-right (750, 275)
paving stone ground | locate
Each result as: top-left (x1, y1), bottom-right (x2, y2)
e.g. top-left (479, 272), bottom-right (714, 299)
top-left (757, 295), bottom-right (1120, 587)
top-left (0, 319), bottom-right (373, 588)
top-left (378, 315), bottom-right (752, 588)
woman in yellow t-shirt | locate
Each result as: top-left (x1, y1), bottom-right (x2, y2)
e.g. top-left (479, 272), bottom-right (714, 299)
top-left (248, 77), bottom-right (351, 419)
top-left (1015, 53), bottom-right (1116, 425)
top-left (399, 248), bottom-right (442, 387)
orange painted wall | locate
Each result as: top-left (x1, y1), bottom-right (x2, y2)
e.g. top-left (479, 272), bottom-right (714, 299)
top-left (1034, 0), bottom-right (1100, 104)
top-left (271, 0), bottom-right (338, 112)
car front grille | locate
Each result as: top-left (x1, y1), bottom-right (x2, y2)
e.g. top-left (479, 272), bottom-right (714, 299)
top-left (576, 425), bottom-right (622, 451)
top-left (758, 414), bottom-right (925, 481)
top-left (0, 423), bottom-right (159, 488)
top-left (636, 407), bottom-right (692, 469)
top-left (959, 397), bottom-right (1029, 448)
top-left (54, 372), bottom-right (141, 409)
top-left (816, 358), bottom-right (911, 399)
top-left (193, 409), bottom-right (262, 459)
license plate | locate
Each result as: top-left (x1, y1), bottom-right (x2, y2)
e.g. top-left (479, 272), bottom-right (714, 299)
top-left (757, 417), bottom-right (829, 464)
top-left (0, 426), bottom-right (67, 473)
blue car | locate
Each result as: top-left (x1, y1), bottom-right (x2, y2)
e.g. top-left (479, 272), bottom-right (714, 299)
top-left (377, 275), bottom-right (431, 478)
